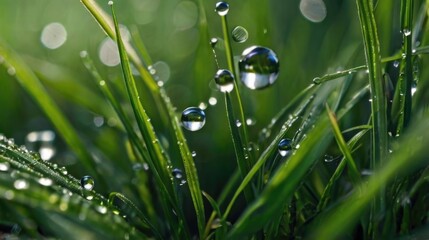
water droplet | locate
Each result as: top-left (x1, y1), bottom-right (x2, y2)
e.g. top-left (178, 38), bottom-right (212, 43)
top-left (235, 120), bottom-right (242, 127)
top-left (26, 130), bottom-right (56, 161)
top-left (411, 82), bottom-right (417, 96)
top-left (238, 46), bottom-right (279, 90)
top-left (198, 102), bottom-right (208, 110)
top-left (232, 26), bottom-right (248, 43)
top-left (172, 168), bottom-right (183, 179)
top-left (96, 205), bottom-right (108, 214)
top-left (0, 162), bottom-right (10, 172)
top-left (208, 97), bottom-right (218, 106)
top-left (81, 176), bottom-right (95, 190)
top-left (191, 151), bottom-right (197, 157)
top-left (93, 116), bottom-right (105, 127)
top-left (246, 118), bottom-right (256, 126)
top-left (14, 179), bottom-right (29, 190)
top-left (403, 29), bottom-right (411, 36)
top-left (108, 1), bottom-right (114, 6)
top-left (210, 38), bottom-right (218, 48)
top-left (38, 177), bottom-right (53, 186)
top-left (393, 61), bottom-right (399, 68)
top-left (215, 2), bottom-right (229, 16)
top-left (59, 166), bottom-right (68, 175)
top-left (39, 145), bottom-right (56, 161)
top-left (181, 107), bottom-right (206, 131)
top-left (299, 0), bottom-right (327, 23)
top-left (40, 22), bottom-right (67, 49)
top-left (324, 154), bottom-right (335, 163)
top-left (214, 69), bottom-right (235, 93)
top-left (4, 190), bottom-right (14, 200)
top-left (278, 138), bottom-right (292, 157)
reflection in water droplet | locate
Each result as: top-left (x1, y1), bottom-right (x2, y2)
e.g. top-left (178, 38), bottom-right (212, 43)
top-left (41, 22), bottom-right (67, 49)
top-left (278, 138), bottom-right (292, 157)
top-left (299, 0), bottom-right (327, 23)
top-left (232, 26), bottom-right (249, 43)
top-left (214, 69), bottom-right (235, 93)
top-left (324, 154), bottom-right (335, 163)
top-left (181, 107), bottom-right (206, 131)
top-left (99, 38), bottom-right (120, 67)
top-left (14, 179), bottom-right (29, 190)
top-left (81, 176), bottom-right (95, 190)
top-left (215, 2), bottom-right (229, 16)
top-left (238, 46), bottom-right (280, 90)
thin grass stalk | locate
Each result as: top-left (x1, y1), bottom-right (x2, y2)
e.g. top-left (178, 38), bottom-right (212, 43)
top-left (220, 13), bottom-right (253, 171)
top-left (355, 0), bottom-right (388, 237)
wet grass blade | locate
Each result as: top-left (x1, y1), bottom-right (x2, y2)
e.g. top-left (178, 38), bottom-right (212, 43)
top-left (309, 115), bottom-right (429, 239)
top-left (326, 104), bottom-right (361, 185)
top-left (0, 40), bottom-right (100, 182)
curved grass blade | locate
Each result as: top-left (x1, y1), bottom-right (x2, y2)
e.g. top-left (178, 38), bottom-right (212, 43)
top-left (0, 40), bottom-right (100, 183)
top-left (326, 104), bottom-right (361, 185)
top-left (308, 115), bottom-right (429, 239)
top-left (317, 127), bottom-right (370, 212)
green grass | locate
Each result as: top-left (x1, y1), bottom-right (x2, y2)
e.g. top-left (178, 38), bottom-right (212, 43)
top-left (1, 0), bottom-right (429, 239)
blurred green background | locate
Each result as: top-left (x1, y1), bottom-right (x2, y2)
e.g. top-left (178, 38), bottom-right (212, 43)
top-left (0, 0), bottom-right (422, 201)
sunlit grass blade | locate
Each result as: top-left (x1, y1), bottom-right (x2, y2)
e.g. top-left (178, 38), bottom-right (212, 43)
top-left (0, 40), bottom-right (100, 182)
top-left (308, 114), bottom-right (429, 239)
top-left (326, 104), bottom-right (361, 185)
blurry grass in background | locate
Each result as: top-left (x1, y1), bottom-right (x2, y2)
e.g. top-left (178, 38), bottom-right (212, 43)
top-left (0, 0), bottom-right (429, 239)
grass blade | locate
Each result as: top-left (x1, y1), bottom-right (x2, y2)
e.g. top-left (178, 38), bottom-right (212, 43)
top-left (309, 114), bottom-right (429, 239)
top-left (326, 104), bottom-right (361, 185)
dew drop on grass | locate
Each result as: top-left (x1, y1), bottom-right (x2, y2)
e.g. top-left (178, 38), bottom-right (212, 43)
top-left (81, 176), bottom-right (95, 190)
top-left (210, 38), bottom-right (218, 48)
top-left (59, 166), bottom-right (68, 175)
top-left (246, 118), bottom-right (256, 126)
top-left (238, 46), bottom-right (280, 90)
top-left (232, 26), bottom-right (249, 43)
top-left (215, 2), bottom-right (229, 16)
top-left (393, 61), bottom-right (399, 68)
top-left (278, 138), bottom-right (292, 157)
top-left (191, 151), bottom-right (197, 157)
top-left (181, 107), bottom-right (206, 131)
top-left (38, 177), bottom-right (53, 186)
top-left (208, 97), bottom-right (218, 106)
top-left (26, 130), bottom-right (56, 161)
top-left (0, 162), bottom-right (10, 172)
top-left (14, 179), bottom-right (29, 190)
top-left (403, 29), bottom-right (411, 36)
top-left (108, 1), bottom-right (114, 6)
top-left (235, 120), bottom-right (242, 127)
top-left (214, 69), bottom-right (234, 93)
top-left (172, 168), bottom-right (183, 179)
top-left (323, 154), bottom-right (335, 163)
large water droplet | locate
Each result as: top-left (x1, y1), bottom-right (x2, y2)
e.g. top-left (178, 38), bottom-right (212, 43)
top-left (81, 176), bottom-right (95, 190)
top-left (215, 2), bottom-right (229, 16)
top-left (210, 38), bottom-right (218, 48)
top-left (232, 26), bottom-right (249, 43)
top-left (238, 46), bottom-right (279, 90)
top-left (181, 107), bottom-right (206, 131)
top-left (278, 138), bottom-right (292, 157)
top-left (214, 69), bottom-right (234, 93)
